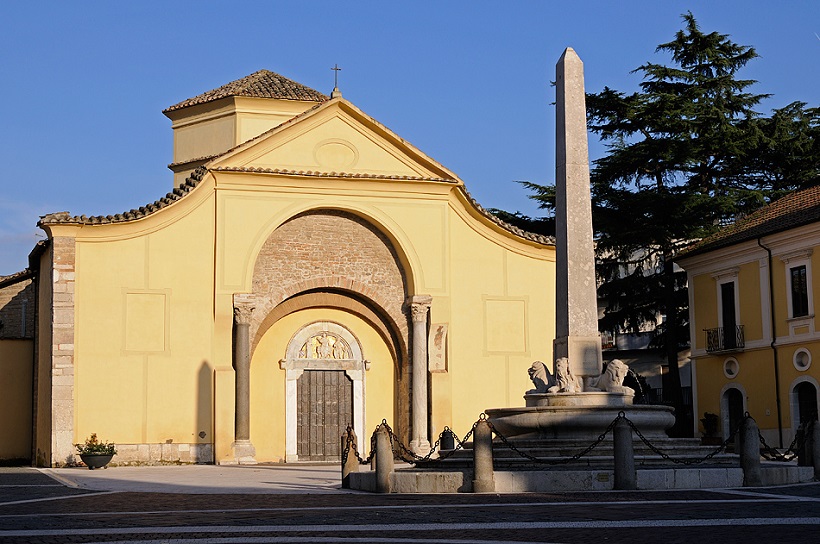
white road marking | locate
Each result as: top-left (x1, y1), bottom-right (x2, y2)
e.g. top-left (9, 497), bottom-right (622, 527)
top-left (0, 484), bottom-right (64, 487)
top-left (705, 487), bottom-right (817, 501)
top-left (0, 495), bottom-right (815, 518)
top-left (3, 518), bottom-right (820, 537)
top-left (0, 490), bottom-right (119, 507)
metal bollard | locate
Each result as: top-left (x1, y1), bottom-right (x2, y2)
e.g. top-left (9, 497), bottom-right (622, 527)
top-left (472, 419), bottom-right (495, 493)
top-left (440, 428), bottom-right (455, 451)
top-left (613, 417), bottom-right (637, 490)
top-left (374, 424), bottom-right (393, 493)
top-left (812, 420), bottom-right (820, 481)
top-left (739, 416), bottom-right (763, 487)
top-left (341, 427), bottom-right (359, 489)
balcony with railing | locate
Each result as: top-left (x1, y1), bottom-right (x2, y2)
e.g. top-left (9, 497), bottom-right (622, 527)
top-left (704, 325), bottom-right (745, 353)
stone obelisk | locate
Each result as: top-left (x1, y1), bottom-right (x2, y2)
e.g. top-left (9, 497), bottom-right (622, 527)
top-left (554, 47), bottom-right (602, 379)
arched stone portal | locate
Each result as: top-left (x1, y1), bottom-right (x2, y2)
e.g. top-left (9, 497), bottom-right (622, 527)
top-left (280, 321), bottom-right (367, 462)
top-left (248, 306), bottom-right (397, 463)
top-left (245, 209), bottom-right (410, 357)
top-left (236, 209), bottom-right (419, 461)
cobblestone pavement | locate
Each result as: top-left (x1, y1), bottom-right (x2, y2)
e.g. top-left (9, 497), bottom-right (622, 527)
top-left (1, 467), bottom-right (819, 543)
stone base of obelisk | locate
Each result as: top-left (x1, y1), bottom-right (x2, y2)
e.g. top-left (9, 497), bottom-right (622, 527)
top-left (554, 335), bottom-right (605, 377)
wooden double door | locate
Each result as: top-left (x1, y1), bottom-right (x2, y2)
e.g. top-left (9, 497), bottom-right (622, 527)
top-left (296, 370), bottom-right (353, 461)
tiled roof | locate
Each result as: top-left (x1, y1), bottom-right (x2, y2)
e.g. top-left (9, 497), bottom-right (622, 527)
top-left (209, 165), bottom-right (457, 183)
top-left (0, 268), bottom-right (34, 288)
top-left (204, 101), bottom-right (327, 164)
top-left (164, 70), bottom-right (329, 112)
top-left (36, 164), bottom-right (552, 246)
top-left (39, 167), bottom-right (209, 226)
top-left (168, 154), bottom-right (221, 169)
top-left (680, 184), bottom-right (820, 258)
top-left (210, 167), bottom-right (552, 245)
top-left (459, 187), bottom-right (555, 246)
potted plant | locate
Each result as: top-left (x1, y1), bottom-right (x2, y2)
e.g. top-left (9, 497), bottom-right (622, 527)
top-left (75, 433), bottom-right (117, 469)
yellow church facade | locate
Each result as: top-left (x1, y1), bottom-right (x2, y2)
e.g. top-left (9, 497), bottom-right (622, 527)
top-left (3, 71), bottom-right (556, 466)
top-left (678, 185), bottom-right (820, 448)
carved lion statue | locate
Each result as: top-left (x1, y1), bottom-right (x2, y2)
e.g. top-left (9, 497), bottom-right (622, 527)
top-left (548, 357), bottom-right (583, 393)
top-left (527, 361), bottom-right (553, 393)
top-left (586, 359), bottom-right (635, 395)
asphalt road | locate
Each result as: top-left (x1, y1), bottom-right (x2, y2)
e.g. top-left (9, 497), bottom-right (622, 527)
top-left (1, 467), bottom-right (819, 543)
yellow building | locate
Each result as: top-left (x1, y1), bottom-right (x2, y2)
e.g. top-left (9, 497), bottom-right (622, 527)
top-left (2, 70), bottom-right (556, 466)
top-left (678, 185), bottom-right (820, 448)
top-left (0, 270), bottom-right (35, 463)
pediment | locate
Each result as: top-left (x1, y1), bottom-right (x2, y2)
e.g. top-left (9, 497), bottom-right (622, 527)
top-left (210, 99), bottom-right (460, 183)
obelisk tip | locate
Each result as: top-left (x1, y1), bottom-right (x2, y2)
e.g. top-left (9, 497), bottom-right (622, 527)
top-left (558, 47), bottom-right (582, 66)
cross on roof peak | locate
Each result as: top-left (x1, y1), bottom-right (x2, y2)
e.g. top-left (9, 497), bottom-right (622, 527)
top-left (331, 64), bottom-right (342, 98)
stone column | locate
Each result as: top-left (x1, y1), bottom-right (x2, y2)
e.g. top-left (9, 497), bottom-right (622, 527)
top-left (409, 295), bottom-right (432, 455)
top-left (232, 303), bottom-right (256, 464)
top-left (554, 47), bottom-right (603, 379)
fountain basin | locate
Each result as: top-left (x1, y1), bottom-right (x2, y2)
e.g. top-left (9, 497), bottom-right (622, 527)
top-left (486, 393), bottom-right (675, 440)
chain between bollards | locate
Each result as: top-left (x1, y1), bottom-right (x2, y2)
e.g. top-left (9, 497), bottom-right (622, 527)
top-left (488, 413), bottom-right (623, 465)
top-left (343, 410), bottom-right (765, 475)
top-left (623, 414), bottom-right (741, 466)
top-left (758, 423), bottom-right (803, 462)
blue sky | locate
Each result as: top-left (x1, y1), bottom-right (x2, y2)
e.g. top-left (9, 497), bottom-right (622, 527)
top-left (1, 1), bottom-right (818, 275)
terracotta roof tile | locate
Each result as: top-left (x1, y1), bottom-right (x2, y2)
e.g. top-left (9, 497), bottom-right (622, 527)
top-left (458, 186), bottom-right (555, 246)
top-left (205, 167), bottom-right (552, 246)
top-left (39, 167), bottom-right (209, 226)
top-left (37, 163), bottom-right (552, 247)
top-left (164, 70), bottom-right (328, 113)
top-left (681, 184), bottom-right (820, 258)
top-left (209, 165), bottom-right (457, 183)
top-left (0, 268), bottom-right (34, 288)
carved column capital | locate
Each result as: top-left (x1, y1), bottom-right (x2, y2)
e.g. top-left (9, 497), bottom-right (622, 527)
top-left (407, 295), bottom-right (432, 323)
top-left (410, 304), bottom-right (428, 323)
top-left (234, 304), bottom-right (255, 325)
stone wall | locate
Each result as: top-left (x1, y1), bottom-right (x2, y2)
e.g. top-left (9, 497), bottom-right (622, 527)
top-left (0, 277), bottom-right (35, 339)
top-left (111, 443), bottom-right (213, 466)
top-left (50, 237), bottom-right (76, 466)
top-left (248, 210), bottom-right (409, 355)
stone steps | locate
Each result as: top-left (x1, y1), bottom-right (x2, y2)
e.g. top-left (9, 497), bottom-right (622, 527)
top-left (418, 437), bottom-right (737, 469)
top-left (422, 454), bottom-right (738, 470)
top-left (349, 463), bottom-right (814, 493)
